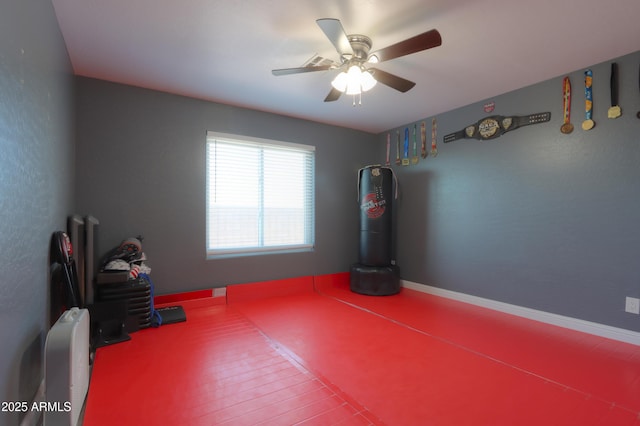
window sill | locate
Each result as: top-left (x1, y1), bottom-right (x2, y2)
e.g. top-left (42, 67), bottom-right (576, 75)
top-left (207, 245), bottom-right (314, 260)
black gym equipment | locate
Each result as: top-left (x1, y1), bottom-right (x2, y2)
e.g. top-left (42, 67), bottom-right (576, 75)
top-left (350, 165), bottom-right (400, 295)
top-left (50, 231), bottom-right (83, 326)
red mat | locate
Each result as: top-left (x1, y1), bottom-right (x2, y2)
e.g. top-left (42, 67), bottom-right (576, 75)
top-left (84, 301), bottom-right (379, 425)
top-left (230, 275), bottom-right (640, 425)
top-left (315, 273), bottom-right (640, 415)
top-left (84, 274), bottom-right (640, 425)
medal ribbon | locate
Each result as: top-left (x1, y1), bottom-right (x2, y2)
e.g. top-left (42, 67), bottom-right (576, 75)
top-left (413, 125), bottom-right (417, 156)
top-left (584, 69), bottom-right (593, 121)
top-left (562, 77), bottom-right (571, 125)
top-left (420, 121), bottom-right (427, 158)
top-left (385, 133), bottom-right (390, 166)
top-left (431, 118), bottom-right (438, 157)
top-left (637, 64), bottom-right (640, 119)
top-left (411, 124), bottom-right (418, 164)
top-left (404, 127), bottom-right (409, 159)
top-left (395, 130), bottom-right (401, 165)
top-left (608, 62), bottom-right (621, 119)
top-left (401, 127), bottom-right (410, 166)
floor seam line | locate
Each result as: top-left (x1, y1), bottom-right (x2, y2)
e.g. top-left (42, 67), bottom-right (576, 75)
top-left (229, 303), bottom-right (387, 425)
top-left (318, 290), bottom-right (638, 415)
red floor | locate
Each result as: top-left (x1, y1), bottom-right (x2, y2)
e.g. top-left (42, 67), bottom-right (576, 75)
top-left (83, 274), bottom-right (640, 425)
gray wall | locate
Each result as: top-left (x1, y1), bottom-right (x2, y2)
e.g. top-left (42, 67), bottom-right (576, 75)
top-left (382, 51), bottom-right (640, 332)
top-left (0, 1), bottom-right (75, 424)
top-left (75, 77), bottom-right (378, 294)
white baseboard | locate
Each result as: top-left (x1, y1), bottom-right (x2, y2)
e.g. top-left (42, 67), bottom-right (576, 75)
top-left (401, 280), bottom-right (640, 346)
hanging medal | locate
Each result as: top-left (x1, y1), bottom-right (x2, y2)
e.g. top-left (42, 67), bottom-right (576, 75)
top-left (420, 121), bottom-right (427, 158)
top-left (560, 76), bottom-right (573, 134)
top-left (404, 127), bottom-right (409, 161)
top-left (637, 64), bottom-right (640, 119)
top-left (431, 118), bottom-right (438, 157)
top-left (608, 62), bottom-right (621, 119)
top-left (411, 124), bottom-right (419, 164)
top-left (581, 69), bottom-right (595, 131)
top-left (385, 133), bottom-right (391, 166)
top-left (637, 63), bottom-right (640, 119)
top-left (402, 127), bottom-right (410, 166)
top-left (395, 130), bottom-right (401, 165)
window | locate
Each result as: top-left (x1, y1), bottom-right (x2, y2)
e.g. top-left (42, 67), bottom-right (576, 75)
top-left (206, 132), bottom-right (315, 257)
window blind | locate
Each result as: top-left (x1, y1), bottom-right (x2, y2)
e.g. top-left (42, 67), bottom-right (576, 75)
top-left (206, 132), bottom-right (315, 256)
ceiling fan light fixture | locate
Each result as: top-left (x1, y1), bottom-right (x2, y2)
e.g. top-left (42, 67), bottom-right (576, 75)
top-left (331, 65), bottom-right (377, 96)
top-left (330, 71), bottom-right (348, 92)
top-left (360, 70), bottom-right (377, 92)
top-left (345, 65), bottom-right (362, 95)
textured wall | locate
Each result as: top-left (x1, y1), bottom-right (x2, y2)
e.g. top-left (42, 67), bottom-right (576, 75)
top-left (0, 1), bottom-right (75, 424)
top-left (382, 51), bottom-right (640, 332)
top-left (75, 77), bottom-right (378, 294)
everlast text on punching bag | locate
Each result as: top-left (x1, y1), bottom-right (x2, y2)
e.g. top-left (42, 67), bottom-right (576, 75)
top-left (350, 165), bottom-right (400, 295)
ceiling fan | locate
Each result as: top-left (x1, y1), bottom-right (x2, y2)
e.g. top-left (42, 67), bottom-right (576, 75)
top-left (272, 18), bottom-right (442, 103)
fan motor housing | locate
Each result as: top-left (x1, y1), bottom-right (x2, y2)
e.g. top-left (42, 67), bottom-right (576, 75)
top-left (347, 34), bottom-right (372, 60)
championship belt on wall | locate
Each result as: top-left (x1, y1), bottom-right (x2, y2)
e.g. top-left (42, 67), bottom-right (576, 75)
top-left (443, 112), bottom-right (551, 143)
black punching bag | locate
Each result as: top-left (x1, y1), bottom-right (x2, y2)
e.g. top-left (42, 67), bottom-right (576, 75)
top-left (351, 165), bottom-right (400, 296)
top-left (358, 166), bottom-right (393, 265)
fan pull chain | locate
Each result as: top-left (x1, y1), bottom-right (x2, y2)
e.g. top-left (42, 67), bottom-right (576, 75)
top-left (351, 92), bottom-right (363, 107)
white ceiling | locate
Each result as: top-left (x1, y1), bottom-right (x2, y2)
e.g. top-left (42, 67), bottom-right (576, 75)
top-left (51, 0), bottom-right (640, 134)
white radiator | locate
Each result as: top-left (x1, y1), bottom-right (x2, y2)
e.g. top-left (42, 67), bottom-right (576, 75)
top-left (44, 308), bottom-right (90, 426)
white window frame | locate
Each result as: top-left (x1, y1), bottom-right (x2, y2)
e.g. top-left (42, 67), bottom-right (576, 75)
top-left (206, 131), bottom-right (315, 258)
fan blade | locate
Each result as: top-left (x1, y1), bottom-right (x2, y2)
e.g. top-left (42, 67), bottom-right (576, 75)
top-left (272, 65), bottom-right (333, 76)
top-left (316, 18), bottom-right (352, 57)
top-left (369, 68), bottom-right (416, 92)
top-left (369, 29), bottom-right (441, 63)
top-left (324, 88), bottom-right (342, 102)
